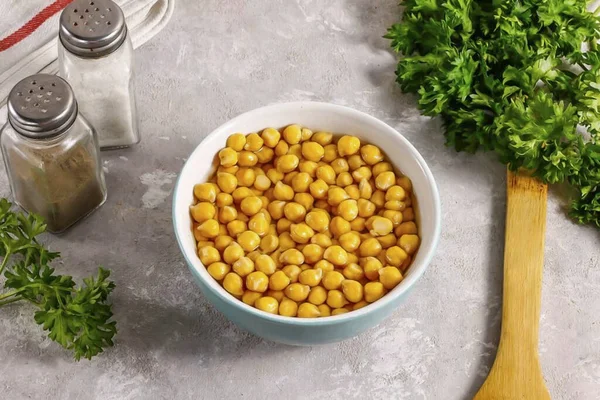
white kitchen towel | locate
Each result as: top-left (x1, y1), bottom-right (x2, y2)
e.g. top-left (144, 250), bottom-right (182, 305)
top-left (0, 0), bottom-right (174, 114)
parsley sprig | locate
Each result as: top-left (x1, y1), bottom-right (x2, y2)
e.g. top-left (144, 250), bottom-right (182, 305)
top-left (385, 0), bottom-right (600, 227)
top-left (0, 198), bottom-right (116, 360)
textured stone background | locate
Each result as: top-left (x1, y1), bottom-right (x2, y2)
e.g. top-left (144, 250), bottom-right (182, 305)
top-left (1, 1), bottom-right (599, 399)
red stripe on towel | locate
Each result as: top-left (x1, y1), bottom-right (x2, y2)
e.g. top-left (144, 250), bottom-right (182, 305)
top-left (0, 0), bottom-right (74, 52)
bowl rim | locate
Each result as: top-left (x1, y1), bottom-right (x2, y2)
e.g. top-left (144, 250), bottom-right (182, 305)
top-left (172, 101), bottom-right (441, 325)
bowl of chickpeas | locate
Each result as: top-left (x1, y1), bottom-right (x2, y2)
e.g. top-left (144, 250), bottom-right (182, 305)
top-left (173, 102), bottom-right (440, 345)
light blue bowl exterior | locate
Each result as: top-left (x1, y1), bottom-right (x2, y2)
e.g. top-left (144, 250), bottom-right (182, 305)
top-left (172, 102), bottom-right (441, 346)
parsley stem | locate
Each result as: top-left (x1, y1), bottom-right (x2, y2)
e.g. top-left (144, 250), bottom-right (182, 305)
top-left (0, 287), bottom-right (26, 301)
top-left (0, 252), bottom-right (10, 276)
top-left (0, 296), bottom-right (23, 307)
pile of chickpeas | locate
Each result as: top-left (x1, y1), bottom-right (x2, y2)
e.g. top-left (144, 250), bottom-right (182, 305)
top-left (191, 125), bottom-right (420, 318)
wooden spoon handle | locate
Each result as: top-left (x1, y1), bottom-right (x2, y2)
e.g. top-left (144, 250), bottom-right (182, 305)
top-left (474, 170), bottom-right (550, 399)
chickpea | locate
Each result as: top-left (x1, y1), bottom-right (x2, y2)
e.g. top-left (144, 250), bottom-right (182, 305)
top-left (291, 172), bottom-right (313, 193)
top-left (246, 271), bottom-right (269, 292)
top-left (327, 290), bottom-right (348, 309)
top-left (307, 286), bottom-right (327, 305)
top-left (223, 273), bottom-right (244, 296)
top-left (255, 296), bottom-right (279, 314)
top-left (283, 124), bottom-right (302, 145)
top-left (312, 131), bottom-right (333, 146)
top-left (274, 140), bottom-right (289, 157)
top-left (399, 234), bottom-right (420, 255)
top-left (282, 265), bottom-right (302, 283)
top-left (217, 172), bottom-right (237, 194)
top-left (242, 291), bottom-right (262, 306)
top-left (238, 151), bottom-right (258, 167)
top-left (294, 192), bottom-right (314, 210)
top-left (198, 246), bottom-right (221, 265)
top-left (341, 280), bottom-right (363, 303)
top-left (284, 283), bottom-right (310, 302)
top-left (338, 199), bottom-right (358, 221)
top-left (299, 268), bottom-right (323, 287)
top-left (343, 263), bottom-right (364, 281)
top-left (301, 141), bottom-right (325, 162)
top-left (284, 202), bottom-right (307, 223)
top-left (276, 154), bottom-right (300, 173)
top-left (194, 183), bottom-right (218, 203)
top-left (207, 262), bottom-right (230, 281)
top-left (261, 128), bottom-right (281, 148)
top-left (379, 266), bottom-right (403, 289)
top-left (322, 271), bottom-right (345, 290)
top-left (316, 165), bottom-right (336, 185)
top-left (218, 147), bottom-right (238, 167)
top-left (290, 223), bottom-right (315, 244)
top-left (297, 302), bottom-right (321, 318)
top-left (216, 192), bottom-right (233, 207)
top-left (330, 216), bottom-right (351, 238)
top-left (364, 282), bottom-right (385, 303)
top-left (191, 202), bottom-right (216, 223)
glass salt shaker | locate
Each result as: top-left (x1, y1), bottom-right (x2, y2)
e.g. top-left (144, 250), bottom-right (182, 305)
top-left (0, 74), bottom-right (107, 233)
top-left (58, 0), bottom-right (140, 149)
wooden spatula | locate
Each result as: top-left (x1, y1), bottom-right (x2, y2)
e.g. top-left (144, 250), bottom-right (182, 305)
top-left (474, 170), bottom-right (551, 400)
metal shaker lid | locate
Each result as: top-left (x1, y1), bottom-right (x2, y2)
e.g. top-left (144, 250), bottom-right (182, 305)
top-left (7, 74), bottom-right (78, 139)
top-left (59, 0), bottom-right (127, 58)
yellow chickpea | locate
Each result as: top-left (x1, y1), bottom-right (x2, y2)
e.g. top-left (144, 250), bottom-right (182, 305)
top-left (297, 302), bottom-right (321, 318)
top-left (337, 135), bottom-right (361, 156)
top-left (198, 246), bottom-right (220, 265)
top-left (299, 268), bottom-right (324, 287)
top-left (302, 243), bottom-right (324, 264)
top-left (377, 233), bottom-right (397, 249)
top-left (332, 307), bottom-right (352, 315)
top-left (255, 296), bottom-right (279, 314)
top-left (350, 217), bottom-right (366, 232)
top-left (194, 183), bottom-right (218, 203)
top-left (327, 187), bottom-right (350, 206)
top-left (301, 141), bottom-right (325, 162)
top-left (283, 202), bottom-right (307, 223)
top-left (284, 283), bottom-right (310, 302)
top-left (232, 256), bottom-right (255, 277)
top-left (266, 168), bottom-right (284, 184)
top-left (207, 262), bottom-right (230, 281)
top-left (282, 265), bottom-right (302, 283)
top-left (359, 237), bottom-right (382, 257)
top-left (329, 216), bottom-right (351, 238)
top-left (214, 235), bottom-right (234, 252)
top-left (395, 221), bottom-right (418, 236)
top-left (345, 184), bottom-right (360, 200)
top-left (253, 174), bottom-right (272, 191)
top-left (223, 272), bottom-right (244, 296)
top-left (217, 205), bottom-right (237, 224)
top-left (299, 160), bottom-right (319, 177)
top-left (277, 218), bottom-right (292, 234)
top-left (327, 290), bottom-right (349, 309)
top-left (314, 199), bottom-right (331, 212)
top-left (246, 271), bottom-right (269, 292)
top-left (266, 290), bottom-right (285, 302)
top-left (347, 154), bottom-right (366, 170)
top-left (356, 198), bottom-right (375, 219)
top-left (343, 263), bottom-right (364, 281)
top-left (266, 200), bottom-right (285, 220)
top-left (322, 144), bottom-right (338, 163)
top-left (216, 172), bottom-right (238, 194)
top-left (274, 140), bottom-right (289, 157)
top-left (362, 256), bottom-right (384, 280)
top-left (311, 131), bottom-right (332, 146)
top-left (223, 242), bottom-right (244, 264)
top-left (197, 219), bottom-right (220, 238)
top-left (322, 270), bottom-right (345, 290)
top-left (352, 166), bottom-right (372, 183)
top-left (336, 172), bottom-right (354, 187)
top-left (338, 232), bottom-right (361, 252)
top-left (240, 196), bottom-right (262, 216)
top-left (372, 161), bottom-right (393, 177)
top-left (226, 133), bottom-right (246, 151)
top-left (244, 133), bottom-right (264, 151)
top-left (241, 291), bottom-right (262, 306)
top-left (397, 175), bottom-right (412, 192)
top-left (294, 193), bottom-right (314, 211)
top-left (316, 165), bottom-right (336, 185)
top-left (311, 233), bottom-right (333, 248)
top-left (266, 271), bottom-right (289, 291)
top-left (371, 190), bottom-right (386, 208)
top-left (364, 282), bottom-right (385, 303)
top-left (238, 151), bottom-right (258, 167)
top-left (308, 179), bottom-right (329, 201)
top-left (367, 216), bottom-right (394, 236)
top-left (273, 181), bottom-right (295, 201)
top-left (375, 171), bottom-right (396, 190)
top-left (276, 298), bottom-right (296, 317)
top-left (218, 147), bottom-right (238, 167)
top-left (399, 234), bottom-right (420, 255)
top-left (403, 208), bottom-right (415, 222)
top-left (283, 124), bottom-right (302, 144)
top-left (385, 246), bottom-right (408, 267)
top-left (337, 199), bottom-right (358, 221)
top-left (323, 245), bottom-right (349, 266)
top-left (260, 127), bottom-right (280, 148)
top-left (218, 165), bottom-right (238, 174)
top-left (353, 301), bottom-right (368, 310)
top-left (255, 146), bottom-right (275, 163)
top-left (289, 172), bottom-right (312, 193)
top-left (248, 213), bottom-right (269, 236)
top-left (290, 223), bottom-right (315, 244)
top-left (260, 234), bottom-right (279, 253)
top-left (379, 266), bottom-right (403, 290)
top-left (383, 210), bottom-right (404, 226)
top-left (236, 231), bottom-right (260, 252)
top-left (276, 154), bottom-right (300, 173)
top-left (190, 202), bottom-right (216, 223)
top-left (278, 232), bottom-right (296, 250)
top-left (216, 192), bottom-right (233, 207)
top-left (360, 144), bottom-right (384, 165)
top-left (280, 249), bottom-right (305, 265)
top-left (314, 259), bottom-right (335, 272)
top-left (358, 179), bottom-right (373, 199)
top-left (282, 171), bottom-right (298, 185)
top-left (341, 280), bottom-right (363, 303)
top-left (232, 187), bottom-right (253, 204)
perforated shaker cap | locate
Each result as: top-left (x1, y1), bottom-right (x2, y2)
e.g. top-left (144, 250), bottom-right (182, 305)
top-left (59, 0), bottom-right (127, 58)
top-left (7, 74), bottom-right (78, 139)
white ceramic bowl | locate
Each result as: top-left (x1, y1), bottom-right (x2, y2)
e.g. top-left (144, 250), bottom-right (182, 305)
top-left (173, 102), bottom-right (441, 344)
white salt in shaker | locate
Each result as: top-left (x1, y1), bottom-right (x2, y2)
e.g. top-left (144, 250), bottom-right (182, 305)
top-left (58, 0), bottom-right (140, 149)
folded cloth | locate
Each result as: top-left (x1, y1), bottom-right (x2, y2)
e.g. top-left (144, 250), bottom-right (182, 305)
top-left (0, 0), bottom-right (174, 119)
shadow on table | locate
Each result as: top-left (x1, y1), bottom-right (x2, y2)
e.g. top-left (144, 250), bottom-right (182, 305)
top-left (114, 295), bottom-right (291, 362)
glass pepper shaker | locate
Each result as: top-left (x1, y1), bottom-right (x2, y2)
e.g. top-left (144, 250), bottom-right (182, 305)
top-left (58, 0), bottom-right (140, 149)
top-left (0, 74), bottom-right (107, 233)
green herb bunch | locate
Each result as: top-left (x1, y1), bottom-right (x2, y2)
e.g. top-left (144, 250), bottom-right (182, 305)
top-left (385, 0), bottom-right (600, 227)
top-left (0, 199), bottom-right (116, 360)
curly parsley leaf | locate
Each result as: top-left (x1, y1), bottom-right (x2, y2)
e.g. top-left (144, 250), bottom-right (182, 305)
top-left (386, 0), bottom-right (600, 228)
top-left (0, 199), bottom-right (116, 360)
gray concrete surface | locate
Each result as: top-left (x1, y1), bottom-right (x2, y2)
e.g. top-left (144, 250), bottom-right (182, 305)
top-left (1, 1), bottom-right (599, 399)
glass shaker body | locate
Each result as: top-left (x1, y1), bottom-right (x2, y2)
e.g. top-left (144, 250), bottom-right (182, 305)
top-left (58, 0), bottom-right (140, 149)
top-left (1, 75), bottom-right (107, 233)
